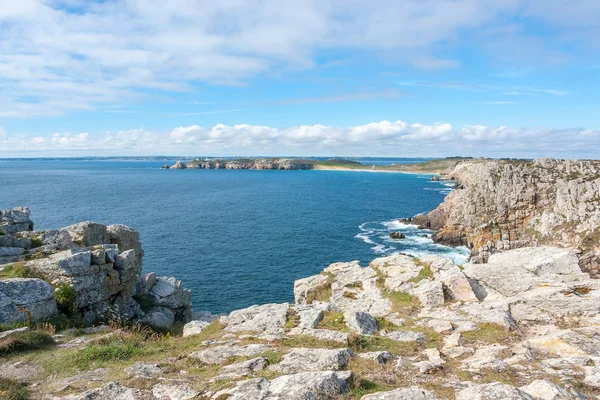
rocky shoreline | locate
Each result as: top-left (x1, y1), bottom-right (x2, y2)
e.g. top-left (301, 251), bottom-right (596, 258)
top-left (2, 157), bottom-right (600, 399)
top-left (412, 158), bottom-right (600, 275)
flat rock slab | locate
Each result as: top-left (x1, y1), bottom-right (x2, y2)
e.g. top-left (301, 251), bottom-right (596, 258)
top-left (456, 382), bottom-right (534, 400)
top-left (288, 327), bottom-right (349, 344)
top-left (224, 303), bottom-right (289, 334)
top-left (50, 381), bottom-right (154, 400)
top-left (344, 311), bottom-right (378, 335)
top-left (125, 362), bottom-right (163, 379)
top-left (189, 344), bottom-right (270, 364)
top-left (213, 370), bottom-right (352, 400)
top-left (269, 348), bottom-right (353, 374)
top-left (152, 383), bottom-right (200, 400)
top-left (381, 330), bottom-right (425, 344)
top-left (361, 387), bottom-right (439, 399)
top-left (212, 357), bottom-right (268, 381)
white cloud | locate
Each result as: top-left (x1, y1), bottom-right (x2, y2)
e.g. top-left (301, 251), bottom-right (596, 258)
top-left (0, 0), bottom-right (595, 116)
top-left (1, 121), bottom-right (599, 159)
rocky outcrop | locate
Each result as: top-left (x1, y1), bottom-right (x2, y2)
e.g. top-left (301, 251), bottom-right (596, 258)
top-left (171, 158), bottom-right (315, 170)
top-left (413, 158), bottom-right (600, 274)
top-left (0, 208), bottom-right (194, 327)
top-left (0, 278), bottom-right (57, 324)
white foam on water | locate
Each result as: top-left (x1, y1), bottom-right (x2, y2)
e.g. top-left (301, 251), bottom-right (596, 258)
top-left (357, 218), bottom-right (471, 264)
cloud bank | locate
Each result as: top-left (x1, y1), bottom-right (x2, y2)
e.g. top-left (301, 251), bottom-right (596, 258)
top-left (1, 121), bottom-right (598, 159)
top-left (1, 0), bottom-right (599, 116)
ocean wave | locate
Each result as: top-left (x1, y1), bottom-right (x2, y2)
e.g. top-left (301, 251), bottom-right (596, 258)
top-left (357, 218), bottom-right (471, 264)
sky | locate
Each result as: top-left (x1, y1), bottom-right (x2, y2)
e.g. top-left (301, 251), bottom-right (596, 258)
top-left (0, 0), bottom-right (599, 158)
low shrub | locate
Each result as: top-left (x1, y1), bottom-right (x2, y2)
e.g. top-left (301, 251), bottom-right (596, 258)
top-left (54, 284), bottom-right (78, 316)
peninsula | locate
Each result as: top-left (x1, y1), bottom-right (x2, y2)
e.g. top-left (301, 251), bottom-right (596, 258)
top-left (162, 157), bottom-right (472, 174)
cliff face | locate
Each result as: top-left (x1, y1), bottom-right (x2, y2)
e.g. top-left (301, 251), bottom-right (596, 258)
top-left (169, 158), bottom-right (315, 170)
top-left (414, 158), bottom-right (600, 273)
top-left (0, 207), bottom-right (193, 327)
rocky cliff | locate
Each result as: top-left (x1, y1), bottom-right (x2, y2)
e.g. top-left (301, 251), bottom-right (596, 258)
top-left (0, 207), bottom-right (193, 329)
top-left (413, 158), bottom-right (600, 274)
top-left (166, 158), bottom-right (315, 170)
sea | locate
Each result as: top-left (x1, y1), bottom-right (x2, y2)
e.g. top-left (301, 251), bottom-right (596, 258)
top-left (0, 157), bottom-right (469, 313)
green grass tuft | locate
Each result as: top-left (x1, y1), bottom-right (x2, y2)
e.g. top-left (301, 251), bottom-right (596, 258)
top-left (0, 330), bottom-right (54, 356)
top-left (54, 283), bottom-right (78, 316)
top-left (0, 263), bottom-right (45, 280)
top-left (0, 377), bottom-right (29, 400)
top-left (30, 236), bottom-right (44, 248)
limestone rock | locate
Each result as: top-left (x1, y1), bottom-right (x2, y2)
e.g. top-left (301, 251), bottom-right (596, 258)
top-left (456, 382), bottom-right (534, 400)
top-left (0, 278), bottom-right (57, 324)
top-left (152, 383), bottom-right (199, 400)
top-left (381, 330), bottom-right (425, 344)
top-left (170, 161), bottom-right (187, 169)
top-left (125, 362), bottom-right (162, 379)
top-left (410, 280), bottom-right (445, 308)
top-left (213, 370), bottom-right (352, 400)
top-left (189, 344), bottom-right (270, 364)
top-left (293, 274), bottom-right (329, 304)
top-left (62, 221), bottom-right (110, 247)
top-left (182, 320), bottom-right (211, 337)
top-left (357, 351), bottom-right (395, 365)
top-left (141, 307), bottom-right (175, 330)
top-left (224, 303), bottom-right (288, 334)
top-left (361, 387), bottom-right (439, 399)
top-left (288, 328), bottom-right (349, 344)
top-left (293, 303), bottom-right (329, 329)
top-left (269, 347), bottom-right (353, 373)
top-left (213, 357), bottom-right (268, 381)
top-left (51, 381), bottom-right (150, 400)
top-left (344, 311), bottom-right (378, 335)
top-left (520, 379), bottom-right (581, 400)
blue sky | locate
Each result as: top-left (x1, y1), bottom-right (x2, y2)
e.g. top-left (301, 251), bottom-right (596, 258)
top-left (0, 0), bottom-right (599, 157)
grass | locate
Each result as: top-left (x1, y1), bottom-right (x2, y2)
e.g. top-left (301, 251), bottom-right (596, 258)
top-left (0, 330), bottom-right (54, 356)
top-left (348, 334), bottom-right (421, 357)
top-left (461, 323), bottom-right (515, 346)
top-left (284, 307), bottom-right (299, 329)
top-left (305, 273), bottom-right (334, 304)
top-left (54, 283), bottom-right (78, 316)
top-left (278, 335), bottom-right (345, 349)
top-left (409, 261), bottom-right (434, 283)
top-left (0, 262), bottom-right (45, 280)
top-left (386, 291), bottom-right (422, 317)
top-left (72, 332), bottom-right (146, 369)
top-left (350, 377), bottom-right (389, 398)
top-left (30, 236), bottom-right (44, 248)
top-left (317, 311), bottom-right (347, 331)
top-left (0, 378), bottom-right (29, 400)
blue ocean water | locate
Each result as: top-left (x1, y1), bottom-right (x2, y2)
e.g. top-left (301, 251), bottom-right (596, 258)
top-left (0, 159), bottom-right (468, 313)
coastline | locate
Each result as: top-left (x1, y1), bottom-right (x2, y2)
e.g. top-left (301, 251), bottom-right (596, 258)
top-left (313, 165), bottom-right (435, 175)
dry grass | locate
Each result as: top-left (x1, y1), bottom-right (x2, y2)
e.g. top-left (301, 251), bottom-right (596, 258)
top-left (317, 311), bottom-right (347, 331)
top-left (461, 323), bottom-right (515, 347)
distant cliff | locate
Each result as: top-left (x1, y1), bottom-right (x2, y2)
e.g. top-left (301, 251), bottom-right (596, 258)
top-left (413, 158), bottom-right (600, 274)
top-left (162, 157), bottom-right (472, 173)
top-left (165, 158), bottom-right (315, 170)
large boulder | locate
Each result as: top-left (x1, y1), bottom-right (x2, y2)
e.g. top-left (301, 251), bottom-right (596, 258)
top-left (0, 278), bottom-right (57, 324)
top-left (456, 382), bottom-right (534, 400)
top-left (61, 222), bottom-right (110, 247)
top-left (269, 348), bottom-right (353, 373)
top-left (0, 207), bottom-right (33, 235)
top-left (224, 303), bottom-right (288, 334)
top-left (213, 371), bottom-right (352, 400)
top-left (146, 276), bottom-right (193, 323)
top-left (362, 387), bottom-right (439, 399)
